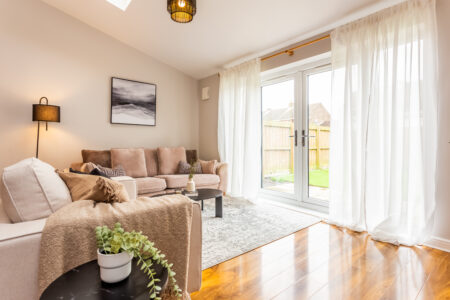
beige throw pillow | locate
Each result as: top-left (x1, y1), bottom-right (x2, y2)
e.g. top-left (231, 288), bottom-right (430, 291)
top-left (0, 158), bottom-right (72, 223)
top-left (200, 160), bottom-right (218, 174)
top-left (57, 171), bottom-right (129, 203)
top-left (111, 148), bottom-right (147, 178)
top-left (157, 147), bottom-right (187, 175)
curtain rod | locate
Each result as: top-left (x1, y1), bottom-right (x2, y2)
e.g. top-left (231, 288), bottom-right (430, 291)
top-left (261, 34), bottom-right (330, 62)
top-left (217, 34), bottom-right (331, 76)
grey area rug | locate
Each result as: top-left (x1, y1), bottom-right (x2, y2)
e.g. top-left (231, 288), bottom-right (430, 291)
top-left (200, 197), bottom-right (320, 270)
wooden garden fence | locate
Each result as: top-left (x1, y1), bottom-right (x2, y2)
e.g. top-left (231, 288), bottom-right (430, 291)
top-left (262, 121), bottom-right (330, 176)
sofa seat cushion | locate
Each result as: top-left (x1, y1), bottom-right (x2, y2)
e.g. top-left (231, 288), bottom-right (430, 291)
top-left (156, 174), bottom-right (220, 189)
top-left (135, 177), bottom-right (167, 194)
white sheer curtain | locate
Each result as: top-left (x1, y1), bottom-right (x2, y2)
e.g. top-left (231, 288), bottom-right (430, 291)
top-left (218, 59), bottom-right (261, 199)
top-left (329, 0), bottom-right (438, 246)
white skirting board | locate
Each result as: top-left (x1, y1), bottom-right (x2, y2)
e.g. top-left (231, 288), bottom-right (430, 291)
top-left (425, 236), bottom-right (450, 253)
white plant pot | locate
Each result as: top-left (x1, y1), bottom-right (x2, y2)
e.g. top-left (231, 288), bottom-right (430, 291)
top-left (186, 179), bottom-right (196, 192)
top-left (97, 249), bottom-right (133, 283)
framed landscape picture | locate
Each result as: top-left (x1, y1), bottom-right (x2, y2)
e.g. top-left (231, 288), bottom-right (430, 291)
top-left (111, 77), bottom-right (156, 126)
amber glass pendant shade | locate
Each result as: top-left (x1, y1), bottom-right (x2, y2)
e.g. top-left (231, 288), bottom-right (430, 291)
top-left (167, 0), bottom-right (196, 23)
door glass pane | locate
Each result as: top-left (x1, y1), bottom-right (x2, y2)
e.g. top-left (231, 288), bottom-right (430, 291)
top-left (307, 71), bottom-right (331, 201)
top-left (262, 79), bottom-right (295, 194)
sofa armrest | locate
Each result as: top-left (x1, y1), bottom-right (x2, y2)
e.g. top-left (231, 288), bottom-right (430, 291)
top-left (0, 219), bottom-right (44, 300)
top-left (216, 162), bottom-right (228, 194)
top-left (0, 218), bottom-right (46, 242)
top-left (111, 176), bottom-right (137, 201)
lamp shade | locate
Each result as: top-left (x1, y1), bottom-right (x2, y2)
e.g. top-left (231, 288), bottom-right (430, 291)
top-left (32, 104), bottom-right (60, 122)
top-left (167, 0), bottom-right (196, 23)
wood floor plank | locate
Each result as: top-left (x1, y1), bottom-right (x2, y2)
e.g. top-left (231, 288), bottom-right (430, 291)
top-left (416, 252), bottom-right (450, 300)
top-left (191, 222), bottom-right (449, 300)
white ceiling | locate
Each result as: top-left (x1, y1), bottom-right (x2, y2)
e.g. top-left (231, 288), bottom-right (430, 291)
top-left (41, 0), bottom-right (394, 79)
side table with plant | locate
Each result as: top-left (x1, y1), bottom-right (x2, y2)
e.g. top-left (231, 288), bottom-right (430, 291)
top-left (95, 223), bottom-right (182, 299)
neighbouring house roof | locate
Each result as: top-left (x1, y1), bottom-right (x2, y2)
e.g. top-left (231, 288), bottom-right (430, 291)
top-left (263, 102), bottom-right (330, 126)
top-left (309, 103), bottom-right (330, 126)
top-left (263, 107), bottom-right (294, 121)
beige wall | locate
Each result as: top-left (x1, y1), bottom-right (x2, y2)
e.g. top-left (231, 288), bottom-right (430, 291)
top-left (0, 0), bottom-right (199, 171)
top-left (199, 1), bottom-right (450, 242)
top-left (434, 0), bottom-right (450, 241)
top-left (198, 75), bottom-right (220, 160)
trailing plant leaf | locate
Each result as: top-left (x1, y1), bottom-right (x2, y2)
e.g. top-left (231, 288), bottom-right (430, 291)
top-left (95, 223), bottom-right (182, 299)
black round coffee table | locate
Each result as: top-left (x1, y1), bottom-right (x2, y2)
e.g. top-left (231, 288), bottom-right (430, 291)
top-left (183, 188), bottom-right (223, 217)
top-left (40, 258), bottom-right (168, 300)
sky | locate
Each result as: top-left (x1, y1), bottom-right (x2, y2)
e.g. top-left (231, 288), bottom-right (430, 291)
top-left (262, 70), bottom-right (331, 114)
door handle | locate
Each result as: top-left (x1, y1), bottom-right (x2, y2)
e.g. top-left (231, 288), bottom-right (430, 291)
top-left (301, 130), bottom-right (315, 147)
top-left (289, 130), bottom-right (298, 147)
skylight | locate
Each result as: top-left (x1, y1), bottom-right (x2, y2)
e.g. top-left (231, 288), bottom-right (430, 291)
top-left (106, 0), bottom-right (132, 11)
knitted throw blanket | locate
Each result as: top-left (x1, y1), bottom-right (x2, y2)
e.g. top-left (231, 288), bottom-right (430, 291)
top-left (38, 195), bottom-right (193, 299)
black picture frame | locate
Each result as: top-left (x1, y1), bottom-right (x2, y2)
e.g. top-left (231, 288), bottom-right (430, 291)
top-left (110, 77), bottom-right (157, 126)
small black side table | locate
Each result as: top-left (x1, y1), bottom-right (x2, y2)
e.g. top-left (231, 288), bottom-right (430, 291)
top-left (183, 188), bottom-right (223, 218)
top-left (40, 259), bottom-right (168, 300)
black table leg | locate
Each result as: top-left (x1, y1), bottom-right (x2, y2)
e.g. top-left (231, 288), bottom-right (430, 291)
top-left (215, 196), bottom-right (223, 218)
top-left (201, 200), bottom-right (204, 211)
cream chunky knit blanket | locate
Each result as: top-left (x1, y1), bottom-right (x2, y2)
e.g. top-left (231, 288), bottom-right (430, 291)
top-left (38, 195), bottom-right (193, 299)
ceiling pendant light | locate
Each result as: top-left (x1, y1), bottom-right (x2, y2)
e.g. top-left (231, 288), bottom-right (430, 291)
top-left (167, 0), bottom-right (196, 23)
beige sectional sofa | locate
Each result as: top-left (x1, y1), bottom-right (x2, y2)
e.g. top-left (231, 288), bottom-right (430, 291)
top-left (0, 147), bottom-right (225, 300)
top-left (0, 199), bottom-right (202, 300)
top-left (72, 147), bottom-right (228, 196)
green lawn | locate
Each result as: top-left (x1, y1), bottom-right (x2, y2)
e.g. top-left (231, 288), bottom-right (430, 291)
top-left (269, 169), bottom-right (329, 188)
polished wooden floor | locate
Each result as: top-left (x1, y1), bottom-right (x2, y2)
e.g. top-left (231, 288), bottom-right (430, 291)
top-left (191, 222), bottom-right (450, 300)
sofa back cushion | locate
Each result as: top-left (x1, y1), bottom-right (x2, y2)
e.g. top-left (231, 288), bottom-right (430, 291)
top-left (111, 148), bottom-right (147, 178)
top-left (186, 150), bottom-right (198, 164)
top-left (144, 149), bottom-right (158, 177)
top-left (82, 150), bottom-right (111, 167)
top-left (157, 147), bottom-right (187, 175)
top-left (0, 158), bottom-right (72, 223)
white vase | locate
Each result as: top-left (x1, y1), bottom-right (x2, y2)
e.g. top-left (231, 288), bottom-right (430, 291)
top-left (186, 178), bottom-right (196, 192)
top-left (97, 249), bottom-right (133, 283)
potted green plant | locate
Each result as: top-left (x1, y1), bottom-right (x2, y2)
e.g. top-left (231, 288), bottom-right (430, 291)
top-left (95, 223), bottom-right (182, 299)
top-left (186, 160), bottom-right (197, 192)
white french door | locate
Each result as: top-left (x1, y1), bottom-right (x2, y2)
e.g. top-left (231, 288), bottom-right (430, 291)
top-left (260, 59), bottom-right (331, 210)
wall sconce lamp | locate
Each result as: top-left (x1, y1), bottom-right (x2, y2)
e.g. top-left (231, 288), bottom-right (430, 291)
top-left (32, 97), bottom-right (60, 158)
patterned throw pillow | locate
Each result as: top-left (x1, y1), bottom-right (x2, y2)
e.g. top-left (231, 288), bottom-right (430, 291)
top-left (70, 167), bottom-right (110, 179)
top-left (96, 165), bottom-right (126, 177)
top-left (177, 161), bottom-right (202, 174)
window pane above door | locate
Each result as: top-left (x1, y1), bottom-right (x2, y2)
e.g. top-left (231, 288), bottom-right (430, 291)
top-left (261, 79), bottom-right (296, 195)
top-left (307, 70), bottom-right (331, 202)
